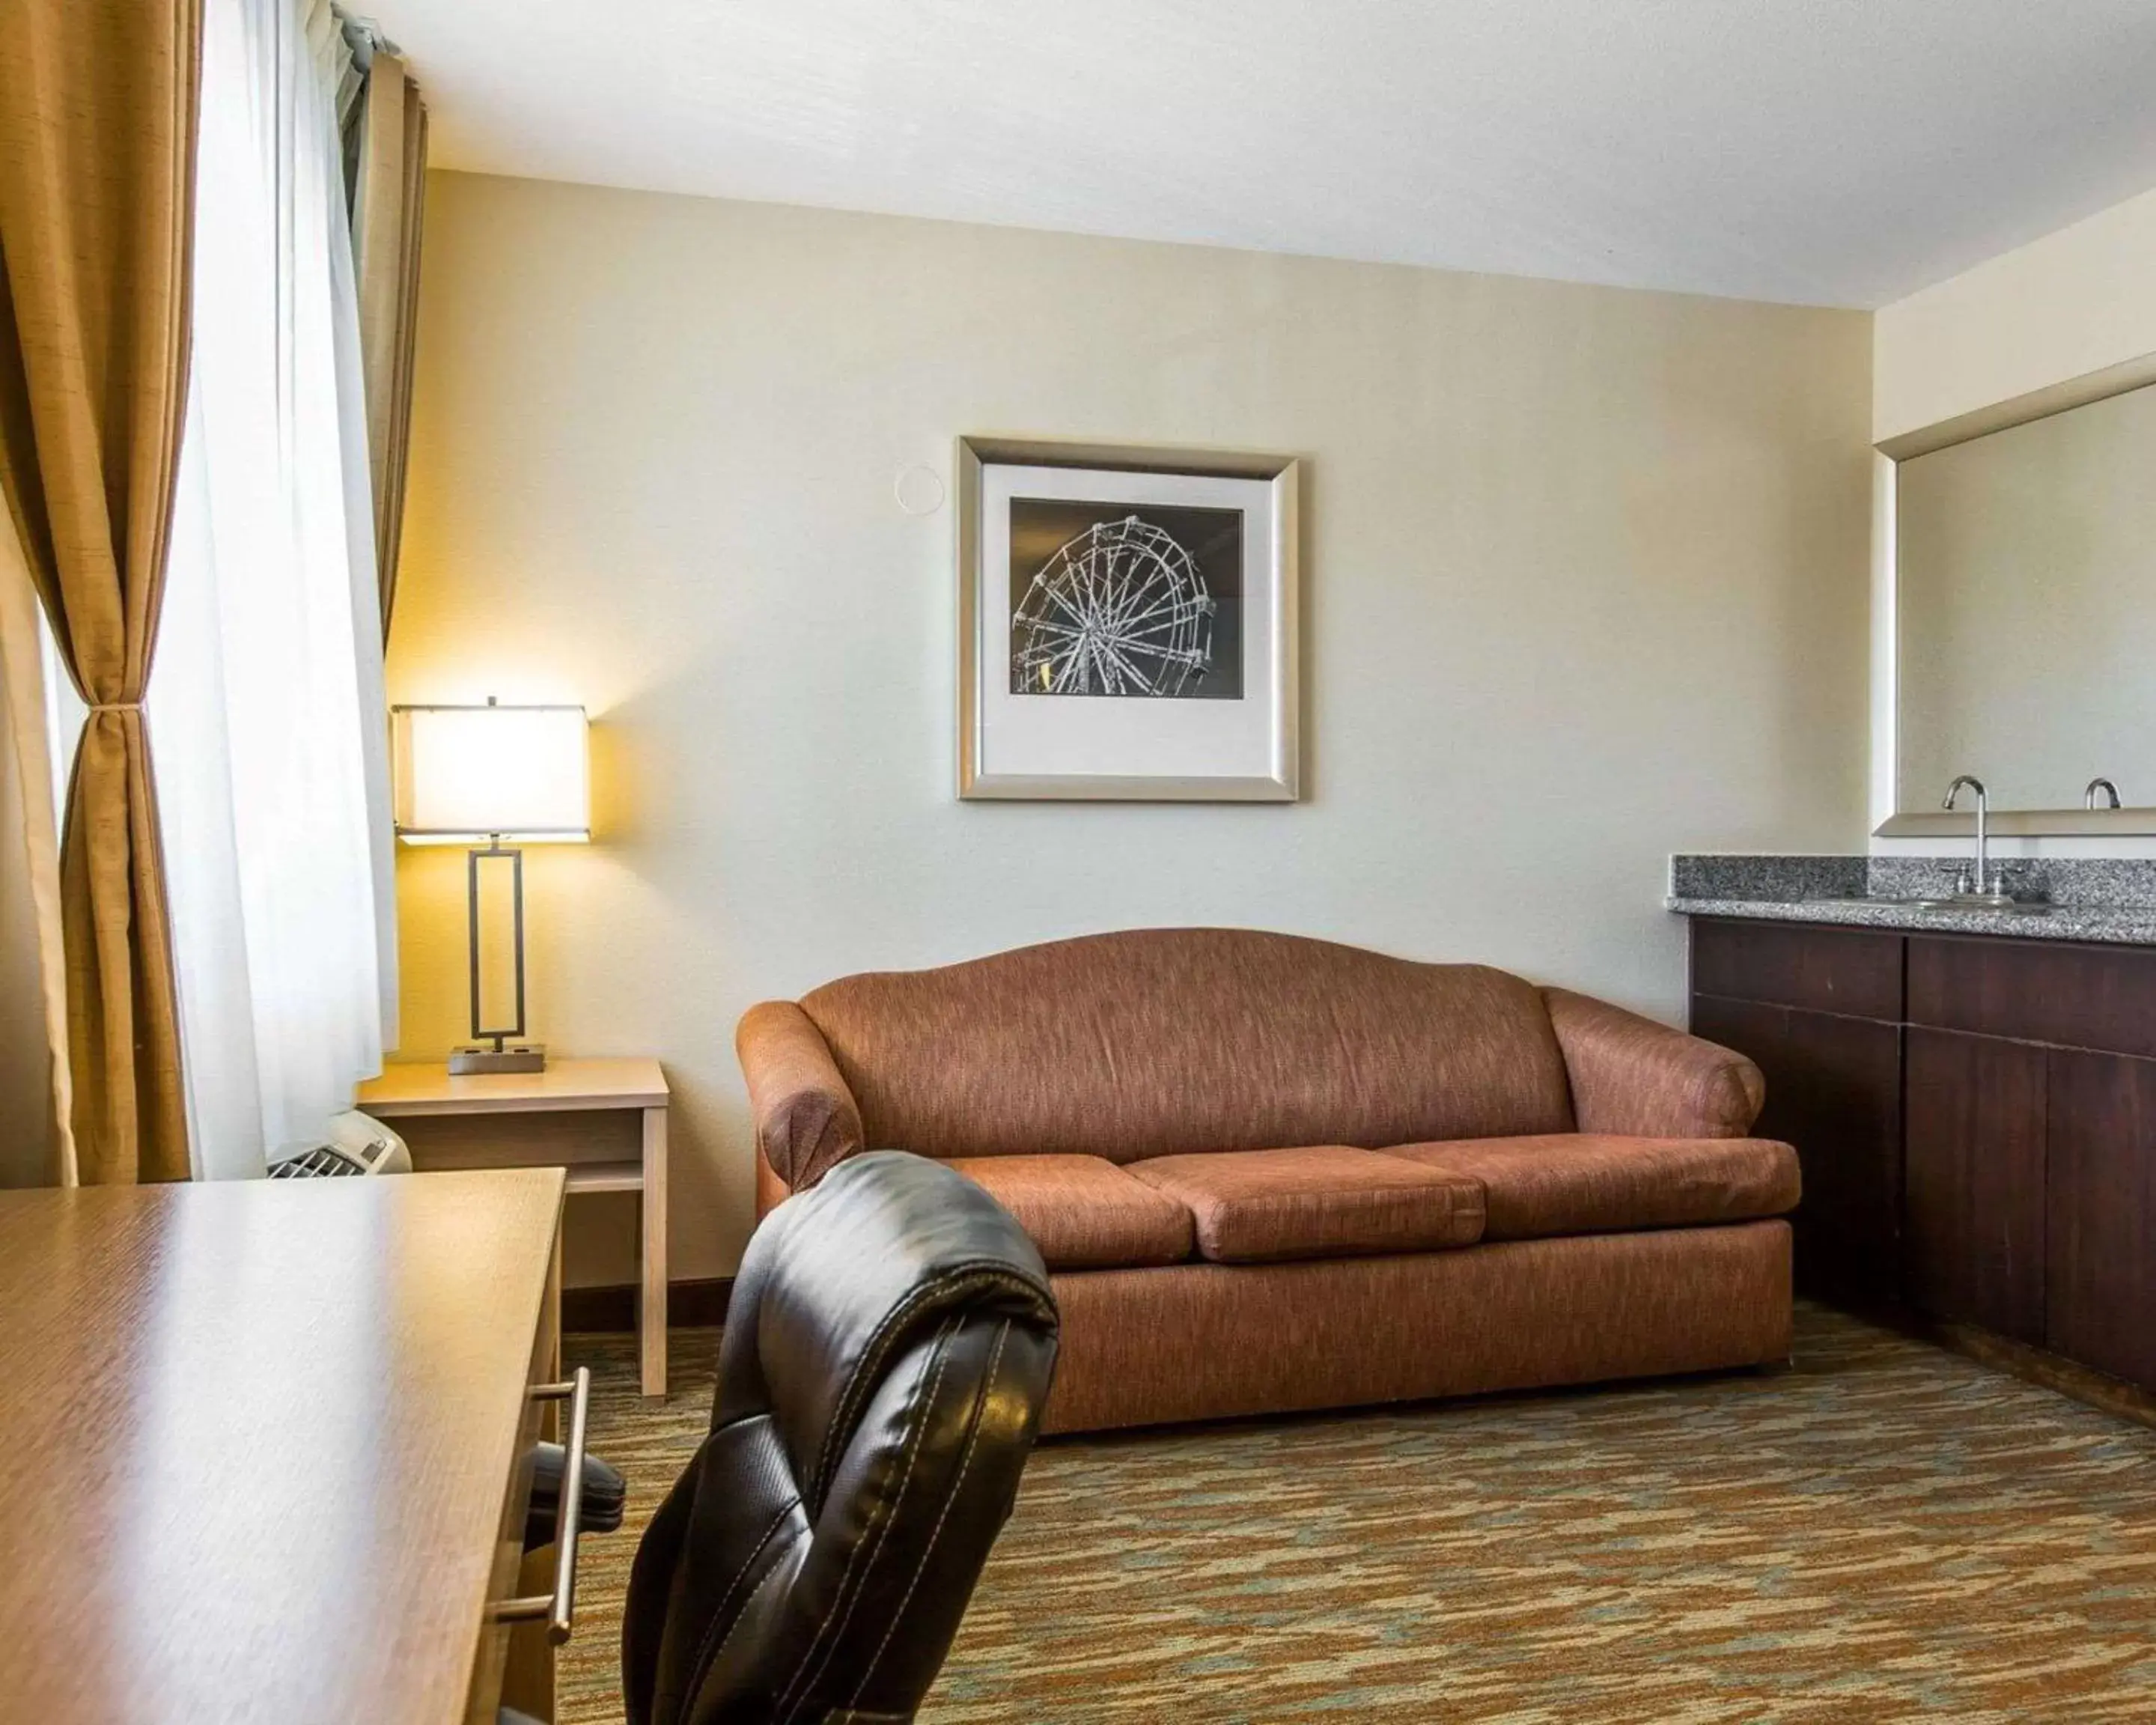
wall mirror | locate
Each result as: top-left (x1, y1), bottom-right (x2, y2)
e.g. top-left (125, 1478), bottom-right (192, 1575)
top-left (1884, 362), bottom-right (2156, 836)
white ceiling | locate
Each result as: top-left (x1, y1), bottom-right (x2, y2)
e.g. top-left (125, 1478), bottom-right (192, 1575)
top-left (359, 0), bottom-right (2156, 308)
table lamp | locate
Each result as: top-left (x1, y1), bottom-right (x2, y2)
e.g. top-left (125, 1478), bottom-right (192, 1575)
top-left (392, 699), bottom-right (590, 1074)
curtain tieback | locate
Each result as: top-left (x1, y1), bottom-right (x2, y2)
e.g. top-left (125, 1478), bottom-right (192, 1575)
top-left (87, 702), bottom-right (144, 714)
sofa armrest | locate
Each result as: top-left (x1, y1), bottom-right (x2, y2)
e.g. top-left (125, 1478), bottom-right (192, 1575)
top-left (1543, 987), bottom-right (1764, 1140)
top-left (737, 1002), bottom-right (865, 1189)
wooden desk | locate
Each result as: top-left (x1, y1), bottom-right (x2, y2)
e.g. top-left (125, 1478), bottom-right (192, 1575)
top-left (0, 1169), bottom-right (567, 1725)
top-left (358, 1059), bottom-right (672, 1396)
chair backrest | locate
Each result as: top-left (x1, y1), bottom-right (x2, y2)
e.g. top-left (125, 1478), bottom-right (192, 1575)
top-left (622, 1151), bottom-right (1059, 1725)
top-left (799, 926), bottom-right (1577, 1163)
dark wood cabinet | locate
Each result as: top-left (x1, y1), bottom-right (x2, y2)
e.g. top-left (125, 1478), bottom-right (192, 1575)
top-left (1692, 918), bottom-right (1904, 1022)
top-left (1690, 916), bottom-right (2156, 1393)
top-left (1690, 992), bottom-right (1902, 1308)
top-left (1903, 1028), bottom-right (2047, 1343)
top-left (2045, 1048), bottom-right (2156, 1388)
top-left (1909, 936), bottom-right (2156, 1061)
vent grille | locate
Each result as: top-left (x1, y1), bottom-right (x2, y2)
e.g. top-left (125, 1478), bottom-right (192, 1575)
top-left (269, 1146), bottom-right (370, 1178)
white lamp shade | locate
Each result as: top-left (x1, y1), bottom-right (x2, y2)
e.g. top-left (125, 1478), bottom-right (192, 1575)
top-left (392, 704), bottom-right (590, 842)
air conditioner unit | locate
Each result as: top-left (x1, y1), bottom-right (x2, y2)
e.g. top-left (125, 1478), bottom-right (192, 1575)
top-left (267, 1110), bottom-right (412, 1178)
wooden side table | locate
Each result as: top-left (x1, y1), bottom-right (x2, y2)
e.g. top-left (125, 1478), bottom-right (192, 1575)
top-left (359, 1057), bottom-right (672, 1396)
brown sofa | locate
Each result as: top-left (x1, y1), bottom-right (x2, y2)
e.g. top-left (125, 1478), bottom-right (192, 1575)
top-left (739, 928), bottom-right (1797, 1435)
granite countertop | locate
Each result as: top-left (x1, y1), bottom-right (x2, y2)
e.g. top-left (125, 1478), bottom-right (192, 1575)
top-left (1666, 854), bottom-right (2156, 948)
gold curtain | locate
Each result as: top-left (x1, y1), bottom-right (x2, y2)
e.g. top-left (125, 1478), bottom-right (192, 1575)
top-left (0, 517), bottom-right (73, 1184)
top-left (0, 0), bottom-right (201, 1183)
top-left (353, 46), bottom-right (427, 635)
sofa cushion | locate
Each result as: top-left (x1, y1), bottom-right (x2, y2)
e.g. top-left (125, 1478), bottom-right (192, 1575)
top-left (1384, 1134), bottom-right (1800, 1241)
top-left (798, 928), bottom-right (1577, 1164)
top-left (1127, 1146), bottom-right (1484, 1265)
top-left (944, 1154), bottom-right (1195, 1270)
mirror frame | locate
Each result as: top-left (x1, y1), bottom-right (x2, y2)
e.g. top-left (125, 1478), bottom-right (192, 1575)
top-left (1875, 346), bottom-right (2156, 838)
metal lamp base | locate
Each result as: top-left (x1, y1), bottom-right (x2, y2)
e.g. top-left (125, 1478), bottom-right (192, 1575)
top-left (450, 1042), bottom-right (548, 1076)
top-left (460, 838), bottom-right (541, 1077)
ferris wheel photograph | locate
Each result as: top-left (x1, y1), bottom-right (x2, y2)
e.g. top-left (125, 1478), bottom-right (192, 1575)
top-left (958, 438), bottom-right (1297, 802)
top-left (1008, 498), bottom-right (1245, 701)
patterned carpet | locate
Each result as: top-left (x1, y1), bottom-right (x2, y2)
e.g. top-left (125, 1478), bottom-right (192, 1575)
top-left (560, 1305), bottom-right (2156, 1722)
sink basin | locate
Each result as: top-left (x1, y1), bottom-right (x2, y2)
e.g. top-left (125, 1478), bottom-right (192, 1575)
top-left (1800, 894), bottom-right (2050, 916)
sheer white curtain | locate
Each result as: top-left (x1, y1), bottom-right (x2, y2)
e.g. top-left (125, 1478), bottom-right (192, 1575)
top-left (152, 0), bottom-right (398, 1179)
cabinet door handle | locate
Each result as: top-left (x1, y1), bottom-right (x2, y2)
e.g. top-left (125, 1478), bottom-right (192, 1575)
top-left (491, 1367), bottom-right (593, 1645)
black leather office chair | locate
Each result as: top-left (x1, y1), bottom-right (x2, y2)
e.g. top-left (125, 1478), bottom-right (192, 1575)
top-left (622, 1150), bottom-right (1060, 1725)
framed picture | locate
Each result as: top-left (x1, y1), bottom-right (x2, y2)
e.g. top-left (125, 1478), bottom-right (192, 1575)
top-left (957, 436), bottom-right (1300, 800)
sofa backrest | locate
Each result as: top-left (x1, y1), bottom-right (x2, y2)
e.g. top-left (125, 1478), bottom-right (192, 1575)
top-left (797, 928), bottom-right (1576, 1163)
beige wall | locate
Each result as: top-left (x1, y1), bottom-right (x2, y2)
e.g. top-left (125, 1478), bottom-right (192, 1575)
top-left (1875, 184), bottom-right (2156, 442)
top-left (391, 171), bottom-right (1874, 1286)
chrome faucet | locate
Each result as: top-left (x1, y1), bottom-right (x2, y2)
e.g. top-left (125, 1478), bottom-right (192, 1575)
top-left (2086, 776), bottom-right (2123, 810)
top-left (1943, 775), bottom-right (2009, 904)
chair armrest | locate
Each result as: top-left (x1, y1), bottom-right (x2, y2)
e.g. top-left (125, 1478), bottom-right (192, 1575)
top-left (1543, 987), bottom-right (1764, 1139)
top-left (737, 1001), bottom-right (865, 1189)
top-left (522, 1441), bottom-right (626, 1551)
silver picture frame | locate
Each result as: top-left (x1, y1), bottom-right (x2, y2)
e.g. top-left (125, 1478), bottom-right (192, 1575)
top-left (957, 435), bottom-right (1302, 801)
